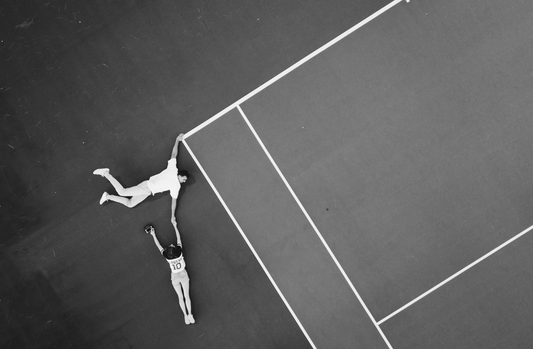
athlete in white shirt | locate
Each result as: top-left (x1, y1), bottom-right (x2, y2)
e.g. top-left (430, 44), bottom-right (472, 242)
top-left (93, 133), bottom-right (188, 223)
top-left (145, 221), bottom-right (195, 325)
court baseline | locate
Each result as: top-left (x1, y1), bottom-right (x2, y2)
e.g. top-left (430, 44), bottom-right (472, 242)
top-left (184, 0), bottom-right (403, 140)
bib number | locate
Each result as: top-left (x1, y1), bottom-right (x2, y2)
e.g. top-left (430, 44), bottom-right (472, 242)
top-left (170, 259), bottom-right (183, 271)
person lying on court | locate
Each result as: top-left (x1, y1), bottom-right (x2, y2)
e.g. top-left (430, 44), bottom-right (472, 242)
top-left (145, 221), bottom-right (195, 325)
top-left (93, 133), bottom-right (189, 221)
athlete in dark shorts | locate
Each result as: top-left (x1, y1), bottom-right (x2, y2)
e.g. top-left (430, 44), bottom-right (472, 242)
top-left (145, 220), bottom-right (195, 325)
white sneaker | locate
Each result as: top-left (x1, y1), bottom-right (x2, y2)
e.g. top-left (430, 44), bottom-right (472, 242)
top-left (188, 314), bottom-right (195, 324)
top-left (93, 168), bottom-right (109, 177)
top-left (99, 192), bottom-right (108, 205)
top-left (184, 314), bottom-right (190, 325)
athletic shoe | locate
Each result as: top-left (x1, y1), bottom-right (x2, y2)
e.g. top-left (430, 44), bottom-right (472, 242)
top-left (99, 192), bottom-right (108, 205)
top-left (184, 314), bottom-right (190, 325)
top-left (188, 314), bottom-right (195, 324)
top-left (93, 168), bottom-right (109, 177)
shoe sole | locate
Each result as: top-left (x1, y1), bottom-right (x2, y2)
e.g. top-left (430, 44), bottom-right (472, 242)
top-left (99, 193), bottom-right (107, 205)
top-left (93, 168), bottom-right (109, 176)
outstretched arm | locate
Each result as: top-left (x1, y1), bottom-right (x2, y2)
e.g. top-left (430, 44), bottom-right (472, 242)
top-left (170, 199), bottom-right (182, 244)
top-left (170, 133), bottom-right (185, 159)
top-left (149, 228), bottom-right (164, 253)
top-left (170, 197), bottom-right (177, 224)
top-left (172, 221), bottom-right (182, 245)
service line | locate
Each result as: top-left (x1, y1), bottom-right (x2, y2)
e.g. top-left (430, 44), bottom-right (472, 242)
top-left (378, 223), bottom-right (533, 325)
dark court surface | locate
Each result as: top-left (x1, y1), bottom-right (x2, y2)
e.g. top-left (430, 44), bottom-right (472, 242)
top-left (242, 0), bottom-right (533, 318)
top-left (186, 108), bottom-right (389, 348)
top-left (0, 0), bottom-right (390, 348)
top-left (236, 0), bottom-right (533, 347)
top-left (380, 231), bottom-right (533, 348)
top-left (3, 0), bottom-right (533, 348)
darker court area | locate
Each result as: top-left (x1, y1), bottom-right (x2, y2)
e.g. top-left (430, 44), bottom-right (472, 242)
top-left (1, 0), bottom-right (388, 348)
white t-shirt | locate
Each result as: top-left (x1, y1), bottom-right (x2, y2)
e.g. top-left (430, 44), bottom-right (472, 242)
top-left (165, 254), bottom-right (186, 273)
top-left (147, 158), bottom-right (181, 198)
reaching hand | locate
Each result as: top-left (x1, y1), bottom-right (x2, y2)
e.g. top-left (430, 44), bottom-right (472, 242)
top-left (144, 225), bottom-right (155, 235)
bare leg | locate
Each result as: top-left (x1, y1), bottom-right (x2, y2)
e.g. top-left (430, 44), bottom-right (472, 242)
top-left (181, 279), bottom-right (192, 317)
top-left (104, 173), bottom-right (151, 197)
top-left (172, 279), bottom-right (190, 324)
top-left (99, 173), bottom-right (151, 207)
top-left (106, 193), bottom-right (149, 208)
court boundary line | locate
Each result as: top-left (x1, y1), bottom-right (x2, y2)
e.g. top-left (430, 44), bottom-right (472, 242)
top-left (377, 223), bottom-right (533, 325)
top-left (184, 0), bottom-right (403, 139)
top-left (182, 139), bottom-right (317, 349)
top-left (181, 1), bottom-right (404, 346)
top-left (237, 105), bottom-right (393, 349)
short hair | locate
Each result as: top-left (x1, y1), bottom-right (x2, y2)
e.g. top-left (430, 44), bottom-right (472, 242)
top-left (178, 170), bottom-right (189, 178)
top-left (163, 245), bottom-right (182, 259)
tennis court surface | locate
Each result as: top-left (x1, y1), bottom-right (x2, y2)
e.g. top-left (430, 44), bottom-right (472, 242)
top-left (185, 0), bottom-right (533, 347)
top-left (2, 0), bottom-right (533, 348)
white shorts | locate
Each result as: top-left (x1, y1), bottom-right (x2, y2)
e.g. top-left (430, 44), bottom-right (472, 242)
top-left (171, 269), bottom-right (189, 286)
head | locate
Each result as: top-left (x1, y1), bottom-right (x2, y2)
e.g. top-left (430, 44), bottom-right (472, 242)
top-left (178, 170), bottom-right (189, 184)
top-left (163, 244), bottom-right (182, 260)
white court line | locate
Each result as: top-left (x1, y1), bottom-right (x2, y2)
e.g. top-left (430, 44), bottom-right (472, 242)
top-left (182, 1), bottom-right (405, 347)
top-left (237, 105), bottom-right (393, 349)
top-left (377, 223), bottom-right (533, 325)
top-left (182, 139), bottom-right (317, 349)
top-left (184, 0), bottom-right (403, 140)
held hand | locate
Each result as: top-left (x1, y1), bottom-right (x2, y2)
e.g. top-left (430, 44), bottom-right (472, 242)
top-left (171, 216), bottom-right (177, 224)
top-left (176, 133), bottom-right (185, 142)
